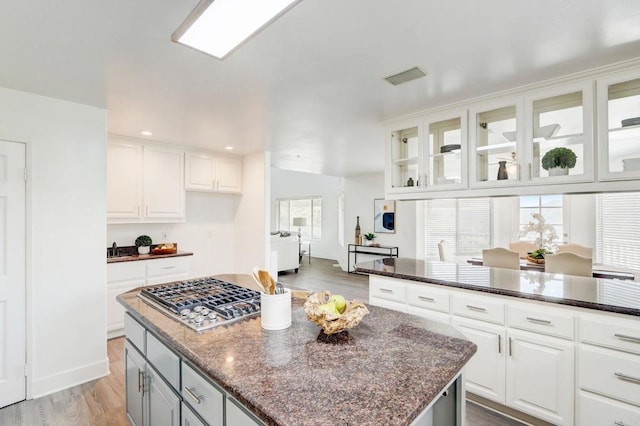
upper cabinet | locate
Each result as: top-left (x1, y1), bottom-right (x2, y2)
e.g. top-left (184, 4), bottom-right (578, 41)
top-left (386, 119), bottom-right (422, 194)
top-left (184, 152), bottom-right (242, 193)
top-left (425, 109), bottom-right (468, 191)
top-left (108, 137), bottom-right (185, 224)
top-left (597, 70), bottom-right (640, 181)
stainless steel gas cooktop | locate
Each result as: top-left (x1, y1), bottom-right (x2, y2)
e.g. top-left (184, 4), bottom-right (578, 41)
top-left (138, 277), bottom-right (261, 331)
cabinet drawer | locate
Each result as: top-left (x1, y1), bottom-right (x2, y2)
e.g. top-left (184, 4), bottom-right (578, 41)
top-left (124, 313), bottom-right (146, 354)
top-left (369, 278), bottom-right (405, 303)
top-left (580, 314), bottom-right (640, 355)
top-left (578, 391), bottom-right (640, 426)
top-left (226, 396), bottom-right (262, 426)
top-left (182, 363), bottom-right (224, 426)
top-left (146, 257), bottom-right (190, 277)
top-left (508, 304), bottom-right (574, 340)
top-left (406, 284), bottom-right (450, 313)
top-left (182, 402), bottom-right (207, 426)
top-left (146, 332), bottom-right (180, 391)
top-left (451, 294), bottom-right (505, 325)
top-left (108, 261), bottom-right (146, 282)
top-left (579, 345), bottom-right (640, 406)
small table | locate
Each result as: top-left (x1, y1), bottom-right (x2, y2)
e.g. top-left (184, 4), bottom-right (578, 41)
top-left (299, 241), bottom-right (311, 264)
top-left (348, 244), bottom-right (399, 274)
top-left (467, 258), bottom-right (635, 281)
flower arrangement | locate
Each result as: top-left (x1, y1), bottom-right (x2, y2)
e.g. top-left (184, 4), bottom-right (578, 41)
top-left (520, 213), bottom-right (558, 251)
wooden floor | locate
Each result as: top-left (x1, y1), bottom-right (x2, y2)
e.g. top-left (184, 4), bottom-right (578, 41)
top-left (0, 257), bottom-right (524, 426)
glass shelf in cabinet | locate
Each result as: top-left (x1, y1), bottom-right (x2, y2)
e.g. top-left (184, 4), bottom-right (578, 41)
top-left (531, 133), bottom-right (583, 147)
top-left (430, 150), bottom-right (461, 158)
top-left (608, 125), bottom-right (640, 141)
top-left (393, 156), bottom-right (419, 166)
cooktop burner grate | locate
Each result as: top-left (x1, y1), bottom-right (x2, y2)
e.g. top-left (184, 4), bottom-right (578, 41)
top-left (139, 277), bottom-right (261, 331)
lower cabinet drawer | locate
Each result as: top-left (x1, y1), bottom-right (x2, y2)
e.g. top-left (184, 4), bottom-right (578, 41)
top-left (369, 277), bottom-right (405, 303)
top-left (124, 313), bottom-right (146, 354)
top-left (182, 402), bottom-right (207, 426)
top-left (146, 257), bottom-right (190, 278)
top-left (146, 332), bottom-right (180, 391)
top-left (579, 345), bottom-right (640, 407)
top-left (578, 391), bottom-right (640, 426)
top-left (580, 314), bottom-right (640, 355)
top-left (508, 303), bottom-right (574, 340)
top-left (182, 362), bottom-right (224, 426)
top-left (451, 295), bottom-right (505, 325)
top-left (406, 284), bottom-right (450, 314)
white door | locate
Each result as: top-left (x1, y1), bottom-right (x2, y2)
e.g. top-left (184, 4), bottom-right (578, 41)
top-left (0, 140), bottom-right (26, 408)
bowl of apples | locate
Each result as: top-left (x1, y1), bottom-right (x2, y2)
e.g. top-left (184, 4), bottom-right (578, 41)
top-left (303, 291), bottom-right (369, 339)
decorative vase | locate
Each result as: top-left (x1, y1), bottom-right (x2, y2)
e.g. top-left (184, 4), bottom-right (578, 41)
top-left (138, 246), bottom-right (150, 255)
top-left (355, 216), bottom-right (361, 245)
top-left (548, 166), bottom-right (569, 176)
top-left (497, 161), bottom-right (509, 180)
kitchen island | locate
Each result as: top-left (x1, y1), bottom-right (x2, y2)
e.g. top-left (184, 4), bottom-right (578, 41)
top-left (117, 274), bottom-right (477, 426)
top-left (356, 258), bottom-right (640, 426)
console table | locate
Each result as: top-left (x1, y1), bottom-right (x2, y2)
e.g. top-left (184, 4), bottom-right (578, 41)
top-left (348, 244), bottom-right (399, 274)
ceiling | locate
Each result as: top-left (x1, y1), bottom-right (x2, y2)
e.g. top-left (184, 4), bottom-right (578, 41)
top-left (2, 0), bottom-right (640, 177)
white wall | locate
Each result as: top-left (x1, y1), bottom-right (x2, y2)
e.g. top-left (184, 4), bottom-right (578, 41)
top-left (107, 191), bottom-right (241, 278)
top-left (271, 168), bottom-right (343, 260)
top-left (0, 86), bottom-right (108, 398)
top-left (339, 172), bottom-right (417, 270)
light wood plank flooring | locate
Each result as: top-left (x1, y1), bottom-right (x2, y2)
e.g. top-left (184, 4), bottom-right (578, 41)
top-left (0, 257), bottom-right (524, 425)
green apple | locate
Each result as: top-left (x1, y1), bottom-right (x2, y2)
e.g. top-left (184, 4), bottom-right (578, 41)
top-left (319, 301), bottom-right (340, 316)
top-left (329, 294), bottom-right (346, 314)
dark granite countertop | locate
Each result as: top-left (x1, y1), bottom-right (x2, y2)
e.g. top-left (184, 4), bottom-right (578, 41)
top-left (117, 274), bottom-right (476, 426)
top-left (356, 258), bottom-right (640, 317)
top-left (107, 251), bottom-right (193, 264)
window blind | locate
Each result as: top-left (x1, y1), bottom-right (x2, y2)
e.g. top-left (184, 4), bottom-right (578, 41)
top-left (595, 192), bottom-right (640, 269)
top-left (424, 198), bottom-right (491, 257)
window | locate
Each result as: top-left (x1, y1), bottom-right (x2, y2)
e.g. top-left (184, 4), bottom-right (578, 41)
top-left (519, 195), bottom-right (563, 248)
top-left (424, 198), bottom-right (491, 257)
top-left (277, 197), bottom-right (322, 239)
top-left (596, 192), bottom-right (640, 269)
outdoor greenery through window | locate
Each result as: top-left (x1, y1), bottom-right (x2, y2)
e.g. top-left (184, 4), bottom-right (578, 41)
top-left (277, 197), bottom-right (322, 239)
top-left (519, 195), bottom-right (563, 249)
top-left (424, 198), bottom-right (491, 257)
top-left (596, 192), bottom-right (640, 269)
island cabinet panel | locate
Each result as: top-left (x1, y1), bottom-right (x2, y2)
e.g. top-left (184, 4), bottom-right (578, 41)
top-left (146, 366), bottom-right (180, 426)
top-left (577, 391), bottom-right (640, 425)
top-left (181, 363), bottom-right (224, 426)
top-left (451, 294), bottom-right (505, 325)
top-left (125, 341), bottom-right (146, 426)
top-left (181, 402), bottom-right (206, 426)
top-left (226, 397), bottom-right (262, 426)
top-left (146, 332), bottom-right (180, 391)
top-left (505, 328), bottom-right (574, 426)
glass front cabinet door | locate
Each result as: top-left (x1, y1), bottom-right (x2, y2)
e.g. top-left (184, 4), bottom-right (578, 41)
top-left (524, 82), bottom-right (594, 184)
top-left (597, 70), bottom-right (640, 181)
top-left (469, 99), bottom-right (524, 188)
top-left (386, 120), bottom-right (423, 194)
top-left (424, 109), bottom-right (467, 191)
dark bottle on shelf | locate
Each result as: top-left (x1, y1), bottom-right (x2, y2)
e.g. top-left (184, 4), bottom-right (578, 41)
top-left (497, 161), bottom-right (509, 180)
top-left (355, 216), bottom-right (361, 245)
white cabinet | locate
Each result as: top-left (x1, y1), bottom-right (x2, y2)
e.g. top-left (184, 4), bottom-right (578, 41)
top-left (108, 257), bottom-right (190, 338)
top-left (385, 119), bottom-right (423, 195)
top-left (185, 152), bottom-right (242, 193)
top-left (125, 341), bottom-right (146, 426)
top-left (505, 328), bottom-right (574, 425)
top-left (107, 137), bottom-right (185, 224)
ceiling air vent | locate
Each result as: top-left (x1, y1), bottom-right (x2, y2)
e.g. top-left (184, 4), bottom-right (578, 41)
top-left (384, 66), bottom-right (427, 86)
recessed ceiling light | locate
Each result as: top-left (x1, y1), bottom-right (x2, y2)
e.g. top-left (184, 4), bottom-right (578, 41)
top-left (172, 0), bottom-right (302, 60)
top-left (224, 146), bottom-right (234, 150)
top-left (140, 130), bottom-right (153, 136)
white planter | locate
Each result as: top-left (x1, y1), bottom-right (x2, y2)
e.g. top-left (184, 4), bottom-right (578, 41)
top-left (138, 246), bottom-right (150, 255)
top-left (548, 166), bottom-right (569, 176)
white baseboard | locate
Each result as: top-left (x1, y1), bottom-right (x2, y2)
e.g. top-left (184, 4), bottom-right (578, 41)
top-left (31, 357), bottom-right (110, 399)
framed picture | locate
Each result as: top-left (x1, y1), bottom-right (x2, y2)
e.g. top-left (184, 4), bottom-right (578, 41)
top-left (374, 199), bottom-right (395, 233)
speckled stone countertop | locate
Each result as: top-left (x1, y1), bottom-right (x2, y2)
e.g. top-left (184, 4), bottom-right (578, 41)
top-left (117, 274), bottom-right (476, 426)
top-left (106, 251), bottom-right (193, 264)
top-left (356, 258), bottom-right (640, 317)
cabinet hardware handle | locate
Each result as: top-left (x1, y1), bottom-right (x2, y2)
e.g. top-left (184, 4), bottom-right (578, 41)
top-left (162, 266), bottom-right (176, 269)
top-left (138, 369), bottom-right (143, 393)
top-left (517, 164), bottom-right (521, 181)
top-left (614, 372), bottom-right (640, 384)
top-left (145, 205), bottom-right (149, 216)
top-left (137, 205), bottom-right (140, 216)
top-left (466, 304), bottom-right (486, 312)
top-left (615, 333), bottom-right (640, 343)
top-left (418, 296), bottom-right (435, 302)
top-left (184, 386), bottom-right (202, 404)
top-left (528, 162), bottom-right (532, 180)
top-left (380, 288), bottom-right (393, 293)
top-left (526, 317), bottom-right (552, 325)
top-left (508, 337), bottom-right (513, 356)
top-left (498, 335), bottom-right (502, 354)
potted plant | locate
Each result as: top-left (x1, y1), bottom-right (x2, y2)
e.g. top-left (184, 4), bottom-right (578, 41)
top-left (135, 235), bottom-right (152, 255)
top-left (541, 147), bottom-right (577, 176)
top-left (363, 232), bottom-right (376, 246)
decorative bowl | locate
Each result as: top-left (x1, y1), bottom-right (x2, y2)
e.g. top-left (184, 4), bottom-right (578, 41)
top-left (303, 291), bottom-right (369, 335)
top-left (526, 255), bottom-right (545, 265)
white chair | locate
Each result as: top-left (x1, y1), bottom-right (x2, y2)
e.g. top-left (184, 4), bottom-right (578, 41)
top-left (556, 243), bottom-right (593, 259)
top-left (438, 240), bottom-right (453, 262)
top-left (482, 247), bottom-right (520, 270)
top-left (508, 241), bottom-right (537, 259)
top-left (545, 252), bottom-right (592, 277)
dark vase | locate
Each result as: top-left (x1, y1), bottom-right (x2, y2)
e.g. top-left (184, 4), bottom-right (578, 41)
top-left (355, 216), bottom-right (361, 245)
top-left (497, 161), bottom-right (509, 180)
